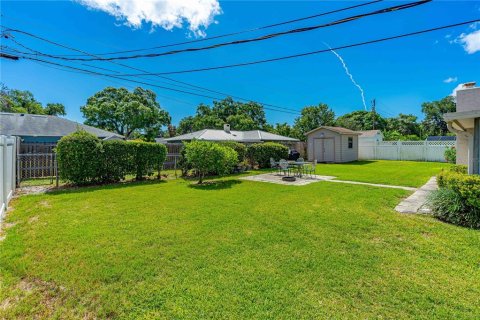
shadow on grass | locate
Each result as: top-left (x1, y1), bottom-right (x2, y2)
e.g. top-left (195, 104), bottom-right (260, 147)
top-left (188, 180), bottom-right (242, 190)
top-left (46, 179), bottom-right (168, 196)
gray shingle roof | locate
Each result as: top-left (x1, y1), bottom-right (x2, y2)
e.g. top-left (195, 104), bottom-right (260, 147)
top-left (357, 130), bottom-right (382, 137)
top-left (0, 112), bottom-right (123, 139)
top-left (165, 129), bottom-right (298, 143)
top-left (305, 126), bottom-right (361, 136)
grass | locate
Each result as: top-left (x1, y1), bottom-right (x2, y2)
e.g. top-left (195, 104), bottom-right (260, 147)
top-left (315, 160), bottom-right (451, 187)
top-left (1, 161), bottom-right (479, 319)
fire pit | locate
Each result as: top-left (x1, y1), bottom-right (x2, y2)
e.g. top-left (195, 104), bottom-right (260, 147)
top-left (282, 176), bottom-right (296, 182)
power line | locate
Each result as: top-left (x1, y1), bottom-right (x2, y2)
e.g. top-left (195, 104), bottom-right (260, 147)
top-left (3, 0), bottom-right (430, 62)
top-left (37, 0), bottom-right (384, 57)
top-left (2, 29), bottom-right (302, 113)
top-left (5, 54), bottom-right (302, 116)
top-left (102, 19), bottom-right (479, 76)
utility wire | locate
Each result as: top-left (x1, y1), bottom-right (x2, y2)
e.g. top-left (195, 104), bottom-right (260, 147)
top-left (2, 0), bottom-right (430, 62)
top-left (1, 29), bottom-right (302, 113)
top-left (103, 20), bottom-right (479, 76)
top-left (4, 54), bottom-right (302, 116)
top-left (38, 0), bottom-right (384, 57)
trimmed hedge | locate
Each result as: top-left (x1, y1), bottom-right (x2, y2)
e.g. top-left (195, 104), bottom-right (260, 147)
top-left (56, 131), bottom-right (103, 185)
top-left (433, 167), bottom-right (480, 228)
top-left (218, 141), bottom-right (247, 162)
top-left (184, 140), bottom-right (238, 183)
top-left (56, 131), bottom-right (166, 185)
top-left (247, 142), bottom-right (289, 168)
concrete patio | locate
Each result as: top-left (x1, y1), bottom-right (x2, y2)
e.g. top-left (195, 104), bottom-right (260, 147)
top-left (240, 173), bottom-right (336, 186)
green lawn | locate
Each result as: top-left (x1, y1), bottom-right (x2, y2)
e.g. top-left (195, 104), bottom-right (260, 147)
top-left (315, 160), bottom-right (451, 187)
top-left (1, 162), bottom-right (479, 319)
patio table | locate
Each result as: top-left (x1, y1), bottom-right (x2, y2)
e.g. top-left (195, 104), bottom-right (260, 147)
top-left (287, 161), bottom-right (311, 177)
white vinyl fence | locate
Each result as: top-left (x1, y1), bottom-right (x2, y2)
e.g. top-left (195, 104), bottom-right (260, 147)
top-left (1, 135), bottom-right (17, 220)
top-left (359, 140), bottom-right (455, 162)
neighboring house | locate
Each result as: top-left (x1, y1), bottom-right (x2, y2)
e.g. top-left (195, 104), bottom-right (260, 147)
top-left (358, 130), bottom-right (383, 160)
top-left (0, 112), bottom-right (123, 143)
top-left (305, 126), bottom-right (360, 163)
top-left (444, 82), bottom-right (480, 174)
top-left (165, 124), bottom-right (299, 143)
top-left (426, 136), bottom-right (456, 142)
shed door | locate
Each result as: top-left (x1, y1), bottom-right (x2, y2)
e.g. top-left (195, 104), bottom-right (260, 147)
top-left (323, 138), bottom-right (334, 162)
top-left (314, 138), bottom-right (335, 162)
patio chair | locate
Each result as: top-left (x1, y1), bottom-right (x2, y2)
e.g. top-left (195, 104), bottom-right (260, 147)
top-left (279, 159), bottom-right (291, 176)
top-left (270, 157), bottom-right (281, 174)
top-left (295, 158), bottom-right (305, 177)
top-left (304, 159), bottom-right (317, 178)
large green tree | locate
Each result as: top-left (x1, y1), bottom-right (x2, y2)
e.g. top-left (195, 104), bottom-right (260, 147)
top-left (177, 97), bottom-right (268, 134)
top-left (0, 84), bottom-right (66, 116)
top-left (335, 110), bottom-right (386, 131)
top-left (293, 104), bottom-right (335, 139)
top-left (421, 96), bottom-right (456, 136)
top-left (81, 87), bottom-right (171, 141)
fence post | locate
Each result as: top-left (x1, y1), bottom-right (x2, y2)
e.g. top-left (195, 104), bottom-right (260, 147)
top-left (397, 141), bottom-right (402, 161)
top-left (0, 136), bottom-right (5, 218)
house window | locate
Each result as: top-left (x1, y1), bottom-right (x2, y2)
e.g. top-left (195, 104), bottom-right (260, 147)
top-left (348, 137), bottom-right (353, 149)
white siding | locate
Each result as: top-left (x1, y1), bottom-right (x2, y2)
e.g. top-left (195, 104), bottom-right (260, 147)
top-left (306, 128), bottom-right (358, 163)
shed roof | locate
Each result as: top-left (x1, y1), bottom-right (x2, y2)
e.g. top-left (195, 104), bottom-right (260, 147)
top-left (0, 112), bottom-right (123, 139)
top-left (357, 130), bottom-right (382, 137)
top-left (305, 126), bottom-right (361, 136)
top-left (165, 129), bottom-right (298, 143)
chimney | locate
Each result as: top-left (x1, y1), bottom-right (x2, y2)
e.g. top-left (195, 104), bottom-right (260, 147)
top-left (223, 124), bottom-right (231, 133)
top-left (462, 82), bottom-right (476, 89)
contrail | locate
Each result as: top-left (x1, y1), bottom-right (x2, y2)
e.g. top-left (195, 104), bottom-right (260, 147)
top-left (324, 42), bottom-right (367, 111)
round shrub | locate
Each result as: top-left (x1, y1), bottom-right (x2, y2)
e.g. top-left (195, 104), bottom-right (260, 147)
top-left (444, 146), bottom-right (456, 164)
top-left (184, 140), bottom-right (238, 184)
top-left (247, 142), bottom-right (289, 168)
top-left (56, 130), bottom-right (102, 185)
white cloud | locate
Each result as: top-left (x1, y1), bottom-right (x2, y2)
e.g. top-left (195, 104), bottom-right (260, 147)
top-left (443, 77), bottom-right (458, 84)
top-left (75, 0), bottom-right (222, 37)
top-left (451, 83), bottom-right (463, 97)
top-left (456, 29), bottom-right (480, 54)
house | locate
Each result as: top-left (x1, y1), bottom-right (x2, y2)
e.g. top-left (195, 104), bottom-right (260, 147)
top-left (358, 130), bottom-right (383, 160)
top-left (0, 112), bottom-right (123, 143)
top-left (444, 82), bottom-right (480, 174)
top-left (164, 124), bottom-right (299, 144)
top-left (426, 136), bottom-right (456, 142)
top-left (305, 126), bottom-right (360, 163)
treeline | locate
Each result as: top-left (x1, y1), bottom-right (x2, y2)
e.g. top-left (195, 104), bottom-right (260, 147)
top-left (1, 84), bottom-right (456, 141)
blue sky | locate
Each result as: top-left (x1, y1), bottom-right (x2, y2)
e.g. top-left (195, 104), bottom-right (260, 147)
top-left (1, 0), bottom-right (479, 126)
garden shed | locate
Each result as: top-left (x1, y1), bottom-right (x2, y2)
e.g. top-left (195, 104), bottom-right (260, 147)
top-left (306, 126), bottom-right (360, 163)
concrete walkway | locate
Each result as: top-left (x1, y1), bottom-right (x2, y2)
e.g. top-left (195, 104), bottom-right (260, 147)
top-left (327, 179), bottom-right (417, 191)
top-left (394, 177), bottom-right (437, 214)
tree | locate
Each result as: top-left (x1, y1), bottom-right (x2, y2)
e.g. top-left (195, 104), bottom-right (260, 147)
top-left (44, 103), bottom-right (66, 116)
top-left (336, 110), bottom-right (386, 131)
top-left (272, 122), bottom-right (299, 139)
top-left (384, 113), bottom-right (422, 140)
top-left (421, 96), bottom-right (456, 136)
top-left (177, 97), bottom-right (268, 134)
top-left (293, 104), bottom-right (335, 140)
top-left (81, 87), bottom-right (171, 141)
top-left (0, 83), bottom-right (66, 116)
top-left (184, 140), bottom-right (238, 184)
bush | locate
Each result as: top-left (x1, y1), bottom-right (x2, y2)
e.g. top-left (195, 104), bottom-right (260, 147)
top-left (128, 140), bottom-right (167, 180)
top-left (247, 142), bottom-right (289, 168)
top-left (184, 140), bottom-right (238, 183)
top-left (101, 140), bottom-right (133, 182)
top-left (428, 188), bottom-right (480, 229)
top-left (56, 131), bottom-right (103, 185)
top-left (56, 131), bottom-right (167, 185)
top-left (449, 164), bottom-right (468, 174)
top-left (218, 141), bottom-right (247, 162)
top-left (434, 169), bottom-right (480, 228)
top-left (444, 146), bottom-right (456, 164)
